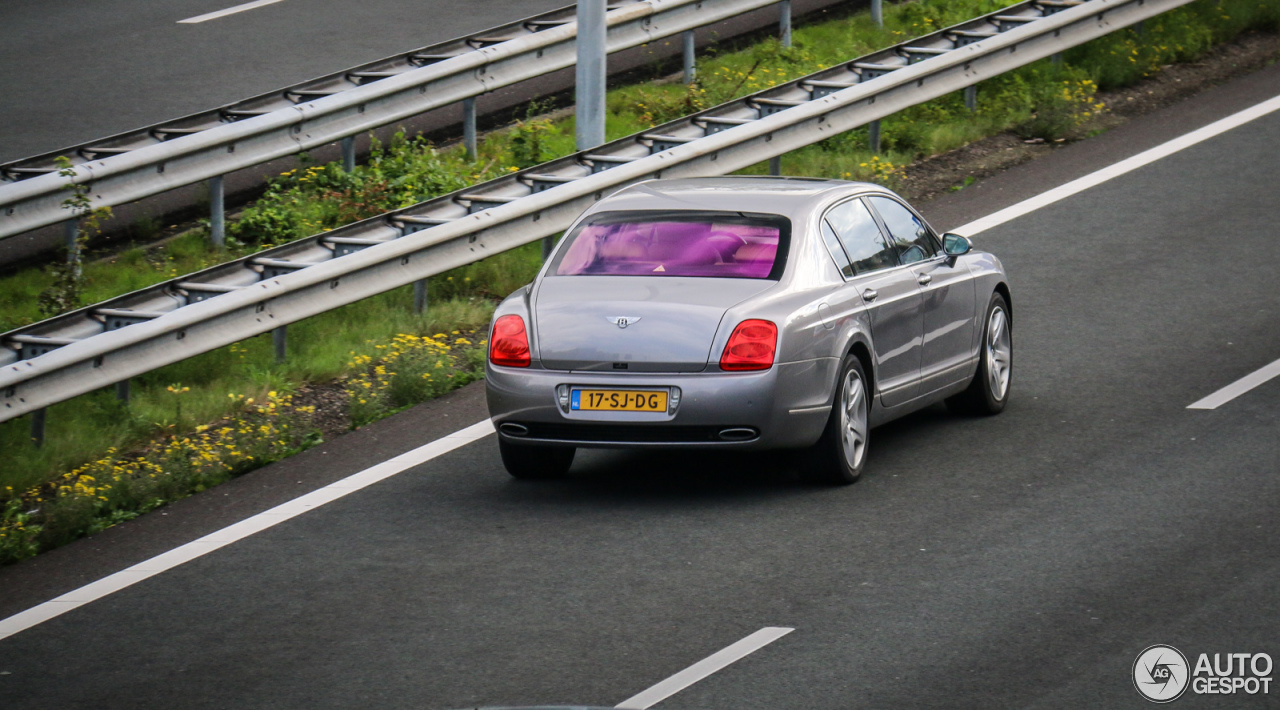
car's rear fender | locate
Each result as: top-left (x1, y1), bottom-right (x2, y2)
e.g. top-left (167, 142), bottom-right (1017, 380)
top-left (711, 281), bottom-right (875, 413)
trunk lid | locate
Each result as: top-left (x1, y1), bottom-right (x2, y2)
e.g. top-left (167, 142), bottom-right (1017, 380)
top-left (534, 276), bottom-right (772, 372)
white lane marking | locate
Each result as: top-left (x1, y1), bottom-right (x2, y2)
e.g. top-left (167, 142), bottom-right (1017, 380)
top-left (0, 420), bottom-right (494, 642)
top-left (615, 627), bottom-right (794, 709)
top-left (953, 94), bottom-right (1280, 237)
top-left (178, 0), bottom-right (287, 24)
top-left (1188, 357), bottom-right (1280, 410)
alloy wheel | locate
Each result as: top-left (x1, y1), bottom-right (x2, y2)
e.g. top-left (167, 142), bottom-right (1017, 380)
top-left (985, 307), bottom-right (1012, 401)
top-left (841, 369), bottom-right (869, 470)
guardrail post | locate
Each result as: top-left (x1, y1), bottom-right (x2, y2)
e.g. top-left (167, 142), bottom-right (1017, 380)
top-left (780, 0), bottom-right (792, 48)
top-left (273, 326), bottom-right (287, 363)
top-left (63, 218), bottom-right (81, 277)
top-left (868, 120), bottom-right (882, 154)
top-left (116, 379), bottom-right (130, 404)
top-left (964, 85), bottom-right (978, 111)
top-left (1136, 20), bottom-right (1146, 39)
top-left (341, 136), bottom-right (356, 172)
top-left (463, 98), bottom-right (478, 160)
top-left (871, 0), bottom-right (883, 28)
top-left (209, 175), bottom-right (225, 249)
top-left (1051, 52), bottom-right (1063, 68)
top-left (575, 0), bottom-right (607, 151)
top-left (542, 237), bottom-right (554, 262)
top-left (414, 279), bottom-right (428, 314)
top-left (682, 30), bottom-right (696, 84)
top-left (769, 156), bottom-right (782, 175)
top-left (30, 408), bottom-right (46, 448)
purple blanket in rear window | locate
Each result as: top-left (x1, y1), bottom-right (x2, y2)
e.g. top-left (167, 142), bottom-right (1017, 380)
top-left (556, 220), bottom-right (779, 278)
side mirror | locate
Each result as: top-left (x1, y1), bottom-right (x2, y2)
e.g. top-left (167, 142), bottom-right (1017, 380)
top-left (942, 233), bottom-right (972, 257)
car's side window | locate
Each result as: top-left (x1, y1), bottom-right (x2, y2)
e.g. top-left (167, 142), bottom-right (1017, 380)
top-left (819, 220), bottom-right (854, 278)
top-left (824, 198), bottom-right (898, 274)
top-left (868, 196), bottom-right (939, 265)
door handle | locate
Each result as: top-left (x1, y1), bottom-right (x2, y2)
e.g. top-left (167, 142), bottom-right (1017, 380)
top-left (917, 273), bottom-right (932, 286)
top-left (861, 288), bottom-right (878, 302)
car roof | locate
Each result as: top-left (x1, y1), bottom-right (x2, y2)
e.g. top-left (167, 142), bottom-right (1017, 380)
top-left (585, 176), bottom-right (883, 221)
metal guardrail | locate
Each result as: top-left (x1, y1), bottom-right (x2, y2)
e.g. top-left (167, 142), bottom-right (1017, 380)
top-left (0, 0), bottom-right (798, 243)
top-left (0, 2), bottom-right (589, 186)
top-left (0, 0), bottom-right (1187, 424)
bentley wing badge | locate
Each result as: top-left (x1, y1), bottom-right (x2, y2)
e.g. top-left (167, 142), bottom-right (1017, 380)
top-left (606, 316), bottom-right (642, 329)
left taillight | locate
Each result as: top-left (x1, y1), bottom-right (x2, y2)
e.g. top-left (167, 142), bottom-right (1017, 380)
top-left (489, 315), bottom-right (531, 367)
top-left (720, 319), bottom-right (777, 371)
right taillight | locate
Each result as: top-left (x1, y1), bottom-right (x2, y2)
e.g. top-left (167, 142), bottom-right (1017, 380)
top-left (489, 315), bottom-right (531, 367)
top-left (720, 319), bottom-right (777, 371)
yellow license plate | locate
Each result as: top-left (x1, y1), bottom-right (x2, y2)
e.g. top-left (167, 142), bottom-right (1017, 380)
top-left (572, 389), bottom-right (668, 412)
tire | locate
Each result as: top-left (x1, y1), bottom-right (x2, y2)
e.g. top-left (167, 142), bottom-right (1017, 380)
top-left (803, 355), bottom-right (870, 485)
top-left (498, 438), bottom-right (576, 480)
top-left (947, 292), bottom-right (1012, 416)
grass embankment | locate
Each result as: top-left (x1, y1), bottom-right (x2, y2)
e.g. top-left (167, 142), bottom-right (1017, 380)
top-left (2, 0), bottom-right (1277, 564)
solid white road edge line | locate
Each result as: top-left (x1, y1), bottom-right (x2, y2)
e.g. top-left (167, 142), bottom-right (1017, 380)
top-left (0, 419), bottom-right (494, 642)
top-left (1187, 357), bottom-right (1280, 410)
top-left (952, 93), bottom-right (1280, 237)
top-left (7, 93), bottom-right (1280, 644)
top-left (615, 627), bottom-right (795, 709)
top-left (178, 0), bottom-right (288, 24)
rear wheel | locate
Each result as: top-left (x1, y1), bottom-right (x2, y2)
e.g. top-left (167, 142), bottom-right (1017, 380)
top-left (498, 438), bottom-right (576, 480)
top-left (947, 292), bottom-right (1012, 415)
top-left (803, 355), bottom-right (870, 485)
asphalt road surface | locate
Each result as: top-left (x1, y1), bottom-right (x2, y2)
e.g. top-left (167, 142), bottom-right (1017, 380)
top-left (1, 66), bottom-right (1278, 708)
top-left (0, 0), bottom-right (571, 162)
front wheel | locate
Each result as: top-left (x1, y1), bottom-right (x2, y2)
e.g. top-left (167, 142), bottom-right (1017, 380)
top-left (947, 292), bottom-right (1012, 415)
top-left (498, 438), bottom-right (576, 480)
top-left (803, 355), bottom-right (870, 485)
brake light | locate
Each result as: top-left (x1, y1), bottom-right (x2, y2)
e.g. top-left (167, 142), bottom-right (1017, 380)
top-left (720, 319), bottom-right (777, 371)
top-left (489, 315), bottom-right (531, 367)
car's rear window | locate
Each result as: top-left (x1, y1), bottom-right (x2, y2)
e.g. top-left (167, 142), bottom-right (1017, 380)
top-left (553, 211), bottom-right (789, 279)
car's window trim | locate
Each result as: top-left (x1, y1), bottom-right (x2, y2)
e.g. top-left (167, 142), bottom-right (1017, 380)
top-left (819, 218), bottom-right (855, 279)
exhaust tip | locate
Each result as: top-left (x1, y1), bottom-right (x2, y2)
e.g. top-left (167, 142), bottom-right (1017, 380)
top-left (499, 422), bottom-right (530, 437)
top-left (718, 427), bottom-right (758, 442)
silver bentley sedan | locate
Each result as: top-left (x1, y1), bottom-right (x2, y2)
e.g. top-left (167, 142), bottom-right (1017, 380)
top-left (485, 177), bottom-right (1012, 484)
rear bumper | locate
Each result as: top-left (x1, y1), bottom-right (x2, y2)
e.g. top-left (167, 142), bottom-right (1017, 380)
top-left (485, 358), bottom-right (837, 449)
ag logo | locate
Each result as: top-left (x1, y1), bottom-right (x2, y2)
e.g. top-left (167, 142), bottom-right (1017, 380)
top-left (1134, 644), bottom-right (1190, 703)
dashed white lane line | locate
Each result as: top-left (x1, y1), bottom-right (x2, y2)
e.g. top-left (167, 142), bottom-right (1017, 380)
top-left (615, 627), bottom-right (795, 709)
top-left (178, 0), bottom-right (288, 24)
top-left (953, 93), bottom-right (1280, 237)
top-left (1188, 357), bottom-right (1280, 410)
top-left (0, 419), bottom-right (494, 642)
